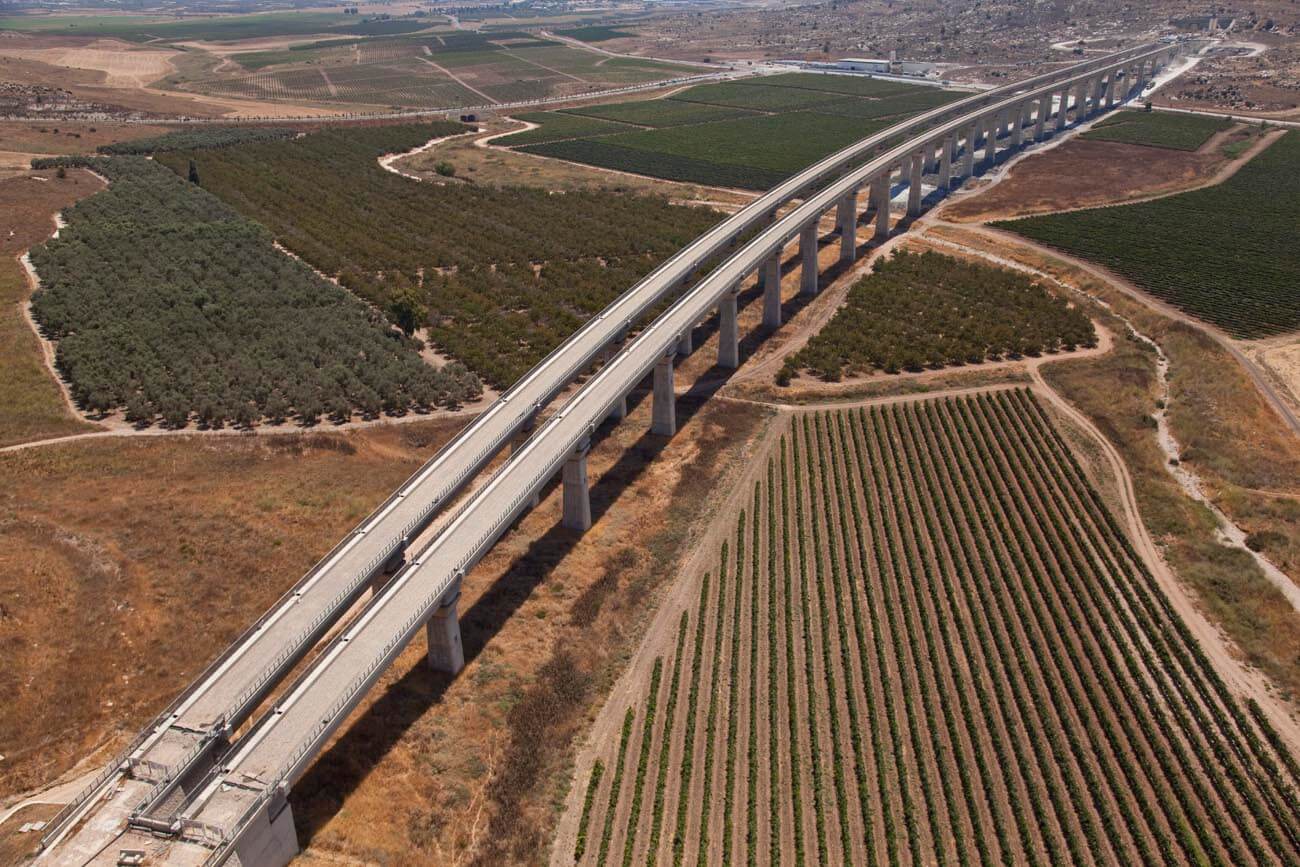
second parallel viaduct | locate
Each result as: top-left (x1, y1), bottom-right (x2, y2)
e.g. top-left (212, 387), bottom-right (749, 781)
top-left (37, 40), bottom-right (1182, 867)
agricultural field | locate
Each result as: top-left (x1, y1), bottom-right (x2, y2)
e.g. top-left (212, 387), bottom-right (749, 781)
top-left (496, 111), bottom-right (639, 147)
top-left (510, 73), bottom-right (963, 190)
top-left (561, 99), bottom-right (758, 129)
top-left (154, 123), bottom-right (722, 387)
top-left (996, 131), bottom-right (1300, 338)
top-left (28, 155), bottom-right (480, 428)
top-left (178, 32), bottom-right (687, 111)
top-left (784, 251), bottom-right (1096, 381)
top-left (0, 11), bottom-right (438, 43)
top-left (1081, 109), bottom-right (1233, 151)
top-left (567, 391), bottom-right (1300, 865)
top-left (556, 26), bottom-right (638, 42)
top-left (95, 126), bottom-right (298, 155)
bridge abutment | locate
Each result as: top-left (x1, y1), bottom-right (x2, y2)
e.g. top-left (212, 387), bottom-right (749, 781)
top-left (231, 796), bottom-right (298, 867)
top-left (426, 587), bottom-right (465, 675)
top-left (652, 355), bottom-right (676, 436)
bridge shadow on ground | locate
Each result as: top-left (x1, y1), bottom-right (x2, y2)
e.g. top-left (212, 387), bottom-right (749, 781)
top-left (289, 360), bottom-right (738, 847)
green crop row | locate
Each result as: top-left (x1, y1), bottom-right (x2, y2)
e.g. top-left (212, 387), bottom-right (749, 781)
top-left (998, 131), bottom-right (1300, 337)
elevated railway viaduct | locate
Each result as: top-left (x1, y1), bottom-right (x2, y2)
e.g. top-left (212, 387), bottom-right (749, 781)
top-left (36, 40), bottom-right (1182, 867)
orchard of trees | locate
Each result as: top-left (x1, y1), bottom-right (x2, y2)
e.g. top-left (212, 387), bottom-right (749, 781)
top-left (155, 122), bottom-right (724, 387)
top-left (786, 250), bottom-right (1096, 381)
top-left (28, 156), bottom-right (480, 429)
top-left (97, 127), bottom-right (299, 155)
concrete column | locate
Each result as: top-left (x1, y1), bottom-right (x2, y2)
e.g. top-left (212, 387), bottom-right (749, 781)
top-left (799, 223), bottom-right (819, 295)
top-left (1093, 75), bottom-right (1107, 114)
top-left (907, 151), bottom-right (924, 218)
top-left (676, 325), bottom-right (693, 357)
top-left (718, 289), bottom-right (740, 369)
top-left (1034, 95), bottom-right (1048, 141)
top-left (652, 355), bottom-right (675, 436)
top-left (1056, 87), bottom-right (1069, 131)
top-left (962, 124), bottom-right (976, 177)
top-left (426, 589), bottom-right (464, 674)
top-left (938, 134), bottom-right (953, 191)
top-left (1076, 81), bottom-right (1089, 122)
top-left (982, 114), bottom-right (997, 169)
top-left (561, 445), bottom-right (591, 530)
top-left (607, 394), bottom-right (627, 421)
top-left (1011, 102), bottom-right (1025, 147)
top-left (762, 254), bottom-right (781, 331)
top-left (923, 141), bottom-right (938, 174)
top-left (873, 172), bottom-right (891, 241)
top-left (837, 188), bottom-right (857, 264)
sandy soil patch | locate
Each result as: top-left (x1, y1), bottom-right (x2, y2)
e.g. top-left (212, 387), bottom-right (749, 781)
top-left (942, 138), bottom-right (1223, 222)
top-left (1242, 335), bottom-right (1300, 417)
top-left (0, 40), bottom-right (178, 88)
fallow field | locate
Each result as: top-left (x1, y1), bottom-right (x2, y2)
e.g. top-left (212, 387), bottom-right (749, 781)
top-left (566, 390), bottom-right (1300, 865)
top-left (997, 130), bottom-right (1300, 338)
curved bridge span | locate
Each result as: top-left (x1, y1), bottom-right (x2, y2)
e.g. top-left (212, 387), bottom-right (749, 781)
top-left (39, 40), bottom-right (1181, 867)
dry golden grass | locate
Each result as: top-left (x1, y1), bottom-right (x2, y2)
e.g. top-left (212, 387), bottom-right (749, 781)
top-left (0, 420), bottom-right (465, 800)
top-left (0, 121), bottom-right (173, 158)
top-left (942, 138), bottom-right (1228, 223)
top-left (0, 167), bottom-right (105, 448)
top-left (290, 393), bottom-right (770, 865)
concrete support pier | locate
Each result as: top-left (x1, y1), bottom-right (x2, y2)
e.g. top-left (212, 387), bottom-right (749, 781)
top-left (873, 172), bottom-right (891, 240)
top-left (676, 326), bottom-right (693, 357)
top-left (561, 444), bottom-right (591, 531)
top-left (799, 223), bottom-right (819, 295)
top-left (762, 254), bottom-right (781, 331)
top-left (426, 588), bottom-right (464, 674)
top-left (232, 799), bottom-right (298, 867)
top-left (962, 125), bottom-right (976, 177)
top-left (652, 355), bottom-right (675, 436)
top-left (607, 394), bottom-right (627, 421)
top-left (1034, 95), bottom-right (1048, 141)
top-left (983, 114), bottom-right (998, 168)
top-left (837, 189), bottom-right (857, 264)
top-left (938, 135), bottom-right (953, 191)
top-left (1056, 88), bottom-right (1069, 131)
top-left (718, 289), bottom-right (740, 369)
top-left (1011, 104), bottom-right (1024, 147)
top-left (907, 152), bottom-right (924, 218)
